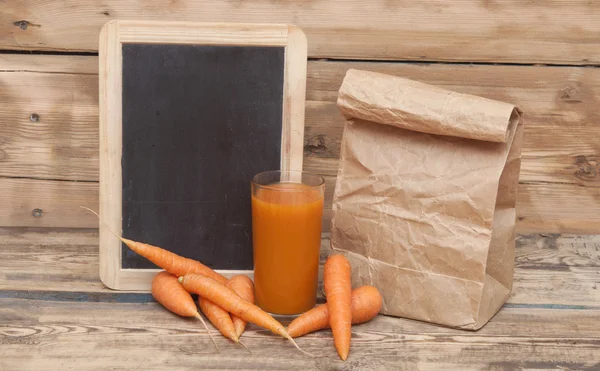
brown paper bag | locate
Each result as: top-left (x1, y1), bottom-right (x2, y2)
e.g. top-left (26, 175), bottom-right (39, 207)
top-left (330, 69), bottom-right (524, 330)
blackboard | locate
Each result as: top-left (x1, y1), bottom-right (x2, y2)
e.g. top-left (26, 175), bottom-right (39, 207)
top-left (99, 20), bottom-right (307, 290)
top-left (121, 44), bottom-right (284, 270)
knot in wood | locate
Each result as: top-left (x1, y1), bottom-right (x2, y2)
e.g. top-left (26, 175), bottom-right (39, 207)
top-left (13, 20), bottom-right (30, 30)
top-left (304, 134), bottom-right (329, 156)
top-left (559, 85), bottom-right (582, 103)
top-left (29, 113), bottom-right (40, 123)
top-left (574, 155), bottom-right (598, 181)
top-left (32, 208), bottom-right (43, 218)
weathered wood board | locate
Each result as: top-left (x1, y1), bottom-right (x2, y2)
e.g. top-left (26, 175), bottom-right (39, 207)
top-left (0, 178), bottom-right (98, 229)
top-left (1, 229), bottom-right (599, 370)
top-left (2, 1), bottom-right (600, 65)
top-left (2, 229), bottom-right (599, 308)
top-left (1, 55), bottom-right (599, 233)
top-left (1, 298), bottom-right (599, 370)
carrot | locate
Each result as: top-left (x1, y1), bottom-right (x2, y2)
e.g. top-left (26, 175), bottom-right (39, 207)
top-left (323, 254), bottom-right (352, 361)
top-left (151, 271), bottom-right (219, 350)
top-left (287, 286), bottom-right (382, 338)
top-left (81, 206), bottom-right (228, 284)
top-left (179, 273), bottom-right (313, 356)
top-left (226, 275), bottom-right (255, 337)
top-left (198, 296), bottom-right (239, 343)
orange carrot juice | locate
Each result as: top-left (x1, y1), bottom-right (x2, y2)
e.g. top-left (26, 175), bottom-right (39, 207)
top-left (251, 172), bottom-right (324, 315)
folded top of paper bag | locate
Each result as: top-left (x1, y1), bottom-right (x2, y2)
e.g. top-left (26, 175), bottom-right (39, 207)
top-left (337, 69), bottom-right (518, 143)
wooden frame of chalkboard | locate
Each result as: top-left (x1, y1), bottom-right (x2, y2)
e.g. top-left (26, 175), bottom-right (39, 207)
top-left (98, 20), bottom-right (307, 290)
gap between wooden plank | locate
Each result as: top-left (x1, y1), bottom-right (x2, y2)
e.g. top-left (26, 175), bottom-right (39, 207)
top-left (4, 50), bottom-right (600, 68)
top-left (313, 57), bottom-right (600, 68)
top-left (1, 290), bottom-right (599, 311)
top-left (0, 175), bottom-right (98, 183)
top-left (4, 174), bottom-right (593, 187)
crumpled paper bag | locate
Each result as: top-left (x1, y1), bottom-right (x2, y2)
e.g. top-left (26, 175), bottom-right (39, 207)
top-left (330, 69), bottom-right (524, 330)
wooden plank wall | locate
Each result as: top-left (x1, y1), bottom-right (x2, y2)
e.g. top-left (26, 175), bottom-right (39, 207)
top-left (0, 1), bottom-right (599, 233)
top-left (2, 1), bottom-right (600, 64)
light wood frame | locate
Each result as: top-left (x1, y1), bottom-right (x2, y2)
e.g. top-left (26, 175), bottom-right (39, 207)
top-left (99, 20), bottom-right (307, 290)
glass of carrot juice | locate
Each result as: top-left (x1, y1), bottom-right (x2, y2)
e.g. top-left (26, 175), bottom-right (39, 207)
top-left (251, 170), bottom-right (325, 315)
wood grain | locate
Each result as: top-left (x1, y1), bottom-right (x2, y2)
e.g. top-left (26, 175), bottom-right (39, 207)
top-left (0, 54), bottom-right (97, 74)
top-left (1, 298), bottom-right (599, 371)
top-left (2, 289), bottom-right (599, 338)
top-left (98, 19), bottom-right (122, 290)
top-left (516, 183), bottom-right (600, 234)
top-left (0, 178), bottom-right (98, 228)
top-left (116, 20), bottom-right (290, 46)
top-left (1, 56), bottom-right (599, 232)
top-left (0, 228), bottom-right (107, 293)
top-left (0, 71), bottom-right (99, 181)
top-left (283, 25), bottom-right (308, 172)
top-left (1, 229), bottom-right (598, 368)
top-left (2, 1), bottom-right (600, 65)
top-left (2, 228), bottom-right (599, 308)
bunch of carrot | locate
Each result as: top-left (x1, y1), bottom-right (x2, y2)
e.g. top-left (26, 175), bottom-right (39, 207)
top-left (84, 207), bottom-right (314, 354)
top-left (83, 207), bottom-right (382, 360)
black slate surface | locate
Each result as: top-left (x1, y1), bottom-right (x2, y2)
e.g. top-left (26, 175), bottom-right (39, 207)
top-left (121, 43), bottom-right (284, 270)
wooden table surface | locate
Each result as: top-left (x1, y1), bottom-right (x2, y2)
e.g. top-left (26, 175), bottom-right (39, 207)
top-left (1, 228), bottom-right (599, 371)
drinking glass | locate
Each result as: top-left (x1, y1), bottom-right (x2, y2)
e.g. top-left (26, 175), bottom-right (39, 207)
top-left (251, 170), bottom-right (325, 315)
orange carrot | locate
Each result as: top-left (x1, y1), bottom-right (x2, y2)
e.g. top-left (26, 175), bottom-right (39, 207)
top-left (122, 237), bottom-right (228, 284)
top-left (226, 275), bottom-right (255, 337)
top-left (81, 206), bottom-right (228, 284)
top-left (179, 273), bottom-right (313, 356)
top-left (323, 254), bottom-right (352, 361)
top-left (151, 271), bottom-right (218, 350)
top-left (198, 296), bottom-right (239, 343)
top-left (287, 286), bottom-right (382, 338)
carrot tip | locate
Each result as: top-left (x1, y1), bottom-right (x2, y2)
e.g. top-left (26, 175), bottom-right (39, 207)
top-left (194, 312), bottom-right (220, 352)
top-left (80, 205), bottom-right (99, 217)
top-left (80, 206), bottom-right (126, 243)
top-left (283, 332), bottom-right (318, 357)
top-left (238, 341), bottom-right (251, 354)
top-left (177, 276), bottom-right (183, 283)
